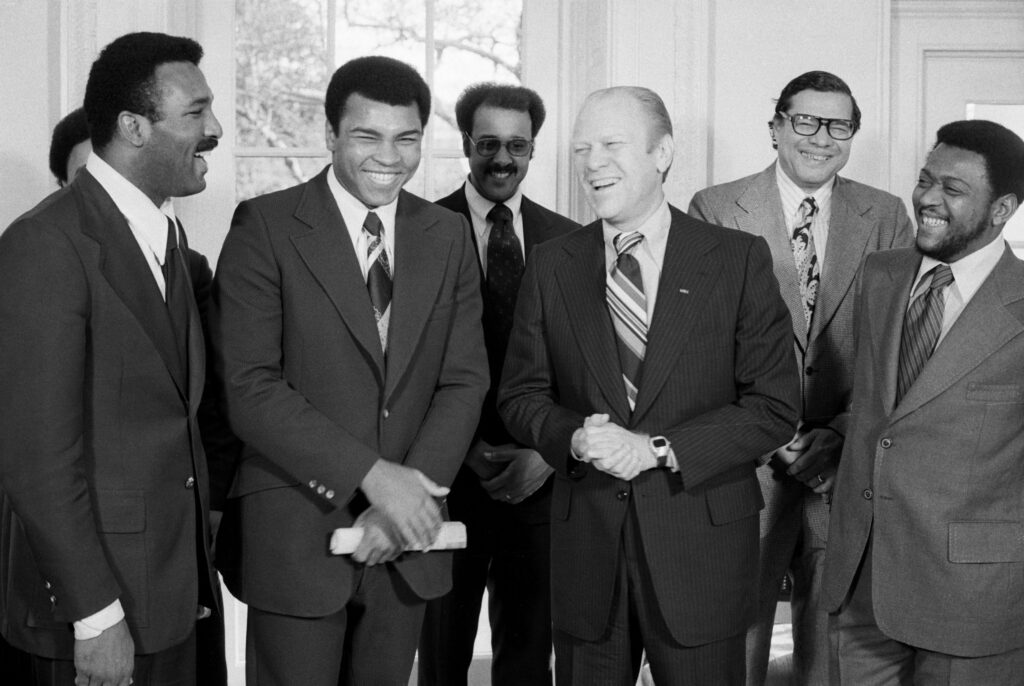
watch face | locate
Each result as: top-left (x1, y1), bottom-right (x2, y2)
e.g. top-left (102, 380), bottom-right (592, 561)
top-left (652, 437), bottom-right (668, 449)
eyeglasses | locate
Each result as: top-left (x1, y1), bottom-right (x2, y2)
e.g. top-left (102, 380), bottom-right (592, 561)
top-left (464, 133), bottom-right (534, 157)
top-left (777, 111), bottom-right (856, 141)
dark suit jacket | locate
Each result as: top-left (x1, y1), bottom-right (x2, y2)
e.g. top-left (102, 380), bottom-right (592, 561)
top-left (498, 205), bottom-right (799, 645)
top-left (435, 185), bottom-right (579, 523)
top-left (211, 168), bottom-right (488, 616)
top-left (0, 170), bottom-right (217, 658)
top-left (823, 245), bottom-right (1024, 657)
top-left (689, 165), bottom-right (914, 434)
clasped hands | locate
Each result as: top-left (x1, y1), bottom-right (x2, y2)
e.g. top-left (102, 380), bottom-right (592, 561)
top-left (570, 414), bottom-right (658, 481)
top-left (774, 427), bottom-right (841, 495)
top-left (465, 440), bottom-right (553, 504)
top-left (356, 459), bottom-right (449, 566)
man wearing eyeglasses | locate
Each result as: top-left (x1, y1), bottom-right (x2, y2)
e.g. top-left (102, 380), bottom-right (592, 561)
top-left (689, 71), bottom-right (913, 686)
top-left (418, 82), bottom-right (579, 686)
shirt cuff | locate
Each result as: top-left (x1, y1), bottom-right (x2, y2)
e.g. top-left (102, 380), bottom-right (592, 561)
top-left (74, 600), bottom-right (125, 640)
top-left (666, 447), bottom-right (679, 473)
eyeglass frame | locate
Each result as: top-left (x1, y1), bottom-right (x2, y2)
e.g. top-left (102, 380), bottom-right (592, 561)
top-left (463, 132), bottom-right (535, 158)
top-left (774, 111), bottom-right (857, 141)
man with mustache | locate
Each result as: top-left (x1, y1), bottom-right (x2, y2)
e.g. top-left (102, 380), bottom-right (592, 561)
top-left (689, 71), bottom-right (914, 685)
top-left (0, 31), bottom-right (223, 685)
top-left (418, 83), bottom-right (579, 686)
top-left (824, 120), bottom-right (1024, 684)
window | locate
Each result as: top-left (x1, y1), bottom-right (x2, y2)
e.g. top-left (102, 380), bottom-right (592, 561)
top-left (234, 0), bottom-right (524, 202)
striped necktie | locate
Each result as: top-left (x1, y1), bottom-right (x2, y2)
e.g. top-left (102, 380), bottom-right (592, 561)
top-left (896, 264), bottom-right (954, 403)
top-left (607, 231), bottom-right (647, 412)
top-left (791, 196), bottom-right (820, 328)
top-left (363, 211), bottom-right (392, 351)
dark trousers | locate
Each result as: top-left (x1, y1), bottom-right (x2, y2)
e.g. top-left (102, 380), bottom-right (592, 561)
top-left (554, 503), bottom-right (745, 686)
top-left (247, 564), bottom-right (425, 686)
top-left (27, 627), bottom-right (196, 686)
top-left (419, 471), bottom-right (552, 686)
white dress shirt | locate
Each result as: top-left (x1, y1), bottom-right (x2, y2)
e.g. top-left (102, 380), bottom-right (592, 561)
top-left (776, 161), bottom-right (834, 273)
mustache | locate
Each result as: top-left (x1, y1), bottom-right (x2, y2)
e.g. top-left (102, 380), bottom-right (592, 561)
top-left (196, 138), bottom-right (219, 153)
top-left (486, 161), bottom-right (517, 175)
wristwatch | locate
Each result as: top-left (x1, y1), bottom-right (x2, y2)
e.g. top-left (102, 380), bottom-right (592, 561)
top-left (649, 435), bottom-right (670, 468)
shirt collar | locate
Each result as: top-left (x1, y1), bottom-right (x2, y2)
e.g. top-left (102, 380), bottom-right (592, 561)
top-left (602, 199), bottom-right (671, 259)
top-left (915, 234), bottom-right (1006, 304)
top-left (327, 165), bottom-right (399, 247)
top-left (775, 160), bottom-right (834, 224)
top-left (86, 152), bottom-right (176, 261)
top-left (464, 176), bottom-right (523, 240)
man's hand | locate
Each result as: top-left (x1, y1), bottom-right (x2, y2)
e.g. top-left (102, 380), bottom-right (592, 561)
top-left (782, 428), bottom-right (842, 494)
top-left (351, 507), bottom-right (404, 566)
top-left (571, 414), bottom-right (657, 481)
top-left (464, 439), bottom-right (506, 481)
top-left (74, 618), bottom-right (134, 686)
top-left (481, 448), bottom-right (553, 504)
top-left (360, 459), bottom-right (448, 549)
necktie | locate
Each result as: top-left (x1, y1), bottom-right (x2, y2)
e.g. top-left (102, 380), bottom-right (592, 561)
top-left (483, 203), bottom-right (525, 347)
top-left (607, 231), bottom-right (647, 412)
top-left (363, 212), bottom-right (392, 351)
top-left (896, 264), bottom-right (954, 403)
top-left (791, 197), bottom-right (820, 328)
top-left (163, 217), bottom-right (190, 375)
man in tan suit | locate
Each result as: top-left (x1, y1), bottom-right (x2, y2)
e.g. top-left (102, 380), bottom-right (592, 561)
top-left (689, 71), bottom-right (913, 685)
top-left (823, 121), bottom-right (1024, 684)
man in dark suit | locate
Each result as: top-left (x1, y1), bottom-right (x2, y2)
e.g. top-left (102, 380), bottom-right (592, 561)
top-left (823, 121), bottom-right (1024, 684)
top-left (0, 32), bottom-right (223, 686)
top-left (498, 86), bottom-right (799, 685)
top-left (211, 56), bottom-right (488, 685)
top-left (688, 71), bottom-right (914, 685)
top-left (418, 83), bottom-right (579, 686)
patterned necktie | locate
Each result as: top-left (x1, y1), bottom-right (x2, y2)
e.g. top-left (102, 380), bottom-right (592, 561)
top-left (483, 203), bottom-right (525, 346)
top-left (791, 196), bottom-right (820, 328)
top-left (606, 231), bottom-right (647, 412)
top-left (363, 212), bottom-right (392, 350)
top-left (163, 217), bottom-right (189, 374)
top-left (896, 264), bottom-right (954, 403)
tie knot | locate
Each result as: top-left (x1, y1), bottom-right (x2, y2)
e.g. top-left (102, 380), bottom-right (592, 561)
top-left (614, 231), bottom-right (643, 257)
top-left (487, 203), bottom-right (513, 225)
top-left (928, 264), bottom-right (954, 290)
top-left (799, 196), bottom-right (818, 219)
top-left (363, 211), bottom-right (383, 238)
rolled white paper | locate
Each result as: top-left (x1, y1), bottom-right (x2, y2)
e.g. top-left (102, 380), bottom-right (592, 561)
top-left (330, 521), bottom-right (467, 555)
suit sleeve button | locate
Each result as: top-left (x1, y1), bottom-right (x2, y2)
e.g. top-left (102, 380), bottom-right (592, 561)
top-left (880, 438), bottom-right (892, 448)
top-left (862, 488), bottom-right (874, 500)
top-left (309, 480), bottom-right (318, 489)
top-left (616, 490), bottom-right (629, 501)
top-left (184, 476), bottom-right (196, 489)
top-left (325, 490), bottom-right (335, 499)
top-left (316, 485), bottom-right (326, 495)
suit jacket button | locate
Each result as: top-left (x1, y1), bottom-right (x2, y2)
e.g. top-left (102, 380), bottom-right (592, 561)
top-left (44, 581), bottom-right (52, 589)
top-left (184, 476), bottom-right (196, 489)
top-left (383, 409), bottom-right (390, 419)
top-left (616, 490), bottom-right (628, 501)
top-left (880, 438), bottom-right (892, 448)
top-left (862, 488), bottom-right (873, 500)
top-left (805, 366), bottom-right (815, 375)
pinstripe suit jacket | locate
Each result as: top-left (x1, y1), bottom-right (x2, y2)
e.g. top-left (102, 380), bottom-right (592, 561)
top-left (498, 205), bottom-right (799, 645)
top-left (689, 165), bottom-right (914, 434)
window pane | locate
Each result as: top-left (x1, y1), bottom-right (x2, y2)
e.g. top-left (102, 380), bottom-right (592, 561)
top-left (237, 156), bottom-right (329, 202)
top-left (236, 0), bottom-right (330, 150)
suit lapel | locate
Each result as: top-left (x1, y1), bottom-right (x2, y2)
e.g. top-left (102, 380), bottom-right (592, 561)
top-left (290, 170), bottom-right (386, 377)
top-left (809, 178), bottom-right (874, 341)
top-left (384, 192), bottom-right (450, 400)
top-left (632, 208), bottom-right (720, 423)
top-left (735, 167), bottom-right (807, 350)
top-left (556, 224), bottom-right (632, 421)
top-left (177, 223), bottom-right (206, 412)
top-left (521, 196), bottom-right (561, 255)
top-left (75, 171), bottom-right (188, 398)
top-left (892, 247), bottom-right (1024, 422)
top-left (870, 251), bottom-right (918, 416)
